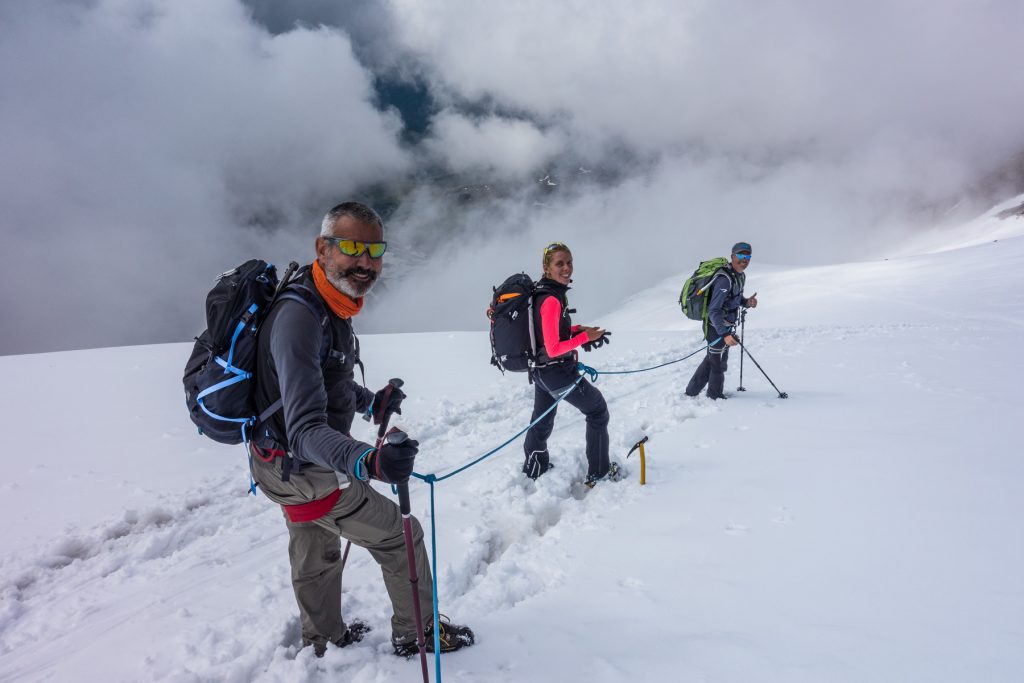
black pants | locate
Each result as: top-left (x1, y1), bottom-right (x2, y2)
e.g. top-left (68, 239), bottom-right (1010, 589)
top-left (685, 333), bottom-right (730, 398)
top-left (523, 364), bottom-right (610, 479)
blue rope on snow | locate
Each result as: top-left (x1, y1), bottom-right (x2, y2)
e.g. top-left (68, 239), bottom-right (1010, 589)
top-left (578, 336), bottom-right (721, 382)
top-left (404, 338), bottom-right (714, 681)
top-left (412, 374), bottom-right (585, 485)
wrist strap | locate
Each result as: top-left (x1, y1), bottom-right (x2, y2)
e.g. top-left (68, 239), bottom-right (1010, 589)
top-left (354, 447), bottom-right (375, 481)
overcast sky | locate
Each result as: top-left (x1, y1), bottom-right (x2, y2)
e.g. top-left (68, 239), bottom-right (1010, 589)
top-left (3, 0), bottom-right (1024, 354)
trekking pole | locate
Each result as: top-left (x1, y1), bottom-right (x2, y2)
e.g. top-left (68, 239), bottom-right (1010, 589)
top-left (375, 378), bottom-right (430, 682)
top-left (736, 308), bottom-right (747, 392)
top-left (273, 261), bottom-right (300, 298)
top-left (390, 432), bottom-right (430, 683)
top-left (340, 379), bottom-right (403, 582)
top-left (732, 339), bottom-right (788, 399)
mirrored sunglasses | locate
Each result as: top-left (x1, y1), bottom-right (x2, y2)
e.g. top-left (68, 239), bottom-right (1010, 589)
top-left (324, 237), bottom-right (387, 259)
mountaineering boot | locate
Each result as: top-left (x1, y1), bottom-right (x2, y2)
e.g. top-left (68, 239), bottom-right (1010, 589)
top-left (337, 621), bottom-right (371, 647)
top-left (523, 450), bottom-right (555, 480)
top-left (392, 616), bottom-right (476, 657)
top-left (585, 461), bottom-right (624, 489)
top-left (606, 461), bottom-right (625, 482)
top-left (706, 392), bottom-right (729, 400)
top-left (310, 621), bottom-right (371, 657)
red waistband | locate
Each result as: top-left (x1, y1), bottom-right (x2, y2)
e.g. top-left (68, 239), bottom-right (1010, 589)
top-left (250, 443), bottom-right (342, 522)
top-left (284, 488), bottom-right (342, 522)
top-left (252, 443), bottom-right (286, 463)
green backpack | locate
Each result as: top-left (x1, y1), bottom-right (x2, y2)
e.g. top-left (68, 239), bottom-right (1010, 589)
top-left (678, 257), bottom-right (732, 321)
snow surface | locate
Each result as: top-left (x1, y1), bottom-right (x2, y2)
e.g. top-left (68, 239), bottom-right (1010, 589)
top-left (2, 199), bottom-right (1023, 682)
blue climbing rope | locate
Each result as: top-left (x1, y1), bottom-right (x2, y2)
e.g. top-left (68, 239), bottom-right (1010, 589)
top-left (405, 338), bottom-right (714, 681)
top-left (577, 336), bottom-right (721, 382)
top-left (412, 375), bottom-right (585, 485)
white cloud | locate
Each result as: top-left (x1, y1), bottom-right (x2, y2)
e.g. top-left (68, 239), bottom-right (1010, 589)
top-left (350, 0), bottom-right (1024, 336)
top-left (424, 112), bottom-right (565, 177)
top-left (386, 0), bottom-right (1024, 164)
top-left (0, 0), bottom-right (409, 354)
top-left (4, 0), bottom-right (1024, 351)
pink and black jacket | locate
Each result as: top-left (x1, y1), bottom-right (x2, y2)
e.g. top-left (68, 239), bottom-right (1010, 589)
top-left (531, 278), bottom-right (589, 370)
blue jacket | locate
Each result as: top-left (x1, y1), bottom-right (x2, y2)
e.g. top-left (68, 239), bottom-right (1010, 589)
top-left (705, 267), bottom-right (748, 338)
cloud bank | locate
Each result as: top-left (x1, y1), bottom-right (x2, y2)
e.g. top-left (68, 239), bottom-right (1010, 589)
top-left (3, 0), bottom-right (1024, 352)
top-left (1, 0), bottom-right (406, 354)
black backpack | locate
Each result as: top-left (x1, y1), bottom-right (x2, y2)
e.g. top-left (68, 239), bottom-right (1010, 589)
top-left (182, 260), bottom-right (329, 445)
top-left (487, 273), bottom-right (538, 373)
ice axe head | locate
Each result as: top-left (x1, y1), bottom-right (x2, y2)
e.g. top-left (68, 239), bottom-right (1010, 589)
top-left (627, 435), bottom-right (649, 459)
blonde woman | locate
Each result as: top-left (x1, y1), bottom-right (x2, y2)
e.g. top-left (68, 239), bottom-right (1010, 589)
top-left (522, 242), bottom-right (620, 488)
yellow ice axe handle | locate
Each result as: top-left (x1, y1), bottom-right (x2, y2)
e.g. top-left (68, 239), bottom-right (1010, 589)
top-left (627, 436), bottom-right (649, 486)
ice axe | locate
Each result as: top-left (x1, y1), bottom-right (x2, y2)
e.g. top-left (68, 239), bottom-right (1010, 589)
top-left (627, 435), bottom-right (649, 485)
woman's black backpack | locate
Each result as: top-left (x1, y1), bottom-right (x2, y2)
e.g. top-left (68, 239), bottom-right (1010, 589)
top-left (487, 273), bottom-right (538, 373)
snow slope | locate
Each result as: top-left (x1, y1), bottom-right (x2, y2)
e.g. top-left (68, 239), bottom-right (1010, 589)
top-left (1, 200), bottom-right (1023, 682)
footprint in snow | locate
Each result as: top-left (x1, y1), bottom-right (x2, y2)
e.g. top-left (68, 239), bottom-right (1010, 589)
top-left (771, 506), bottom-right (793, 524)
top-left (619, 576), bottom-right (645, 590)
top-left (725, 523), bottom-right (750, 535)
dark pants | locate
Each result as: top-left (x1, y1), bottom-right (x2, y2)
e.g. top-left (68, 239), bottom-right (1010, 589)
top-left (523, 364), bottom-right (610, 479)
top-left (685, 333), bottom-right (730, 398)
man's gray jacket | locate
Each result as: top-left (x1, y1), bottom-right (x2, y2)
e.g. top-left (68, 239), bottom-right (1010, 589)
top-left (252, 268), bottom-right (375, 500)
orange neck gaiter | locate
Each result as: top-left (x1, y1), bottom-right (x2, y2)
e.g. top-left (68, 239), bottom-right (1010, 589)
top-left (312, 260), bottom-right (364, 319)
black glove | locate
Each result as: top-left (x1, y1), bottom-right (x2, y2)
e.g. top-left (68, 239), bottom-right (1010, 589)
top-left (367, 436), bottom-right (419, 483)
top-left (370, 384), bottom-right (406, 425)
top-left (581, 331), bottom-right (612, 352)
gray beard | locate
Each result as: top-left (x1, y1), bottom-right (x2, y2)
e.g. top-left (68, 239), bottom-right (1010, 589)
top-left (325, 264), bottom-right (375, 298)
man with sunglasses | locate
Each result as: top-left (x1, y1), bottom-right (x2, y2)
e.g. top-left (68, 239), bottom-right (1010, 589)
top-left (249, 202), bottom-right (474, 658)
top-left (684, 242), bottom-right (758, 400)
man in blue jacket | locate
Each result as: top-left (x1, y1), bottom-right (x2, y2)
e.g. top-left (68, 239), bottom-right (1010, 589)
top-left (685, 242), bottom-right (758, 400)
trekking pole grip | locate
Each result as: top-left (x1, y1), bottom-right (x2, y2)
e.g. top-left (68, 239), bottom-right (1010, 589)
top-left (397, 481), bottom-right (412, 515)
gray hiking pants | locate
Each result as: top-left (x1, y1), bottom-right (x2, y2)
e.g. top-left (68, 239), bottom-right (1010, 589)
top-left (280, 477), bottom-right (434, 648)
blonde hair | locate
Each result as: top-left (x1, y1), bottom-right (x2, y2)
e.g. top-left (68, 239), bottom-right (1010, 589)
top-left (542, 242), bottom-right (571, 275)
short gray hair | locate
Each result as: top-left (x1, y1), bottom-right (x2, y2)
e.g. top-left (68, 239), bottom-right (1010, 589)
top-left (320, 202), bottom-right (384, 236)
